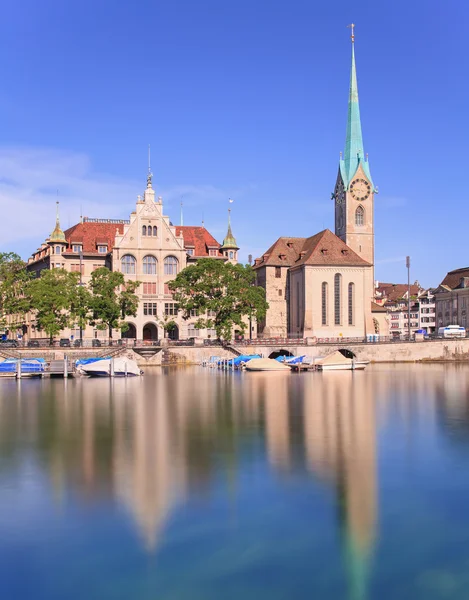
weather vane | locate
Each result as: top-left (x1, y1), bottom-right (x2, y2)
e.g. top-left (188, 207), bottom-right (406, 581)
top-left (347, 23), bottom-right (355, 43)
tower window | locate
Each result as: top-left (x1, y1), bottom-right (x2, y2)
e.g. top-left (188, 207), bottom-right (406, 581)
top-left (229, 251), bottom-right (234, 259)
top-left (55, 246), bottom-right (61, 254)
top-left (275, 267), bottom-right (281, 278)
top-left (147, 226), bottom-right (152, 237)
top-left (142, 225), bottom-right (147, 236)
top-left (153, 226), bottom-right (157, 236)
top-left (355, 205), bottom-right (365, 226)
top-left (334, 273), bottom-right (342, 325)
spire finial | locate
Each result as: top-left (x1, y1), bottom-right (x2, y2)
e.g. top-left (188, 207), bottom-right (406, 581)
top-left (147, 144), bottom-right (153, 188)
top-left (347, 23), bottom-right (355, 43)
top-left (56, 199), bottom-right (60, 224)
top-left (180, 197), bottom-right (184, 226)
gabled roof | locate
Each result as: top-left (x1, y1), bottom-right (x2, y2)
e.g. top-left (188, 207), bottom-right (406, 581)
top-left (63, 221), bottom-right (124, 254)
top-left (254, 230), bottom-right (370, 269)
top-left (439, 267), bottom-right (469, 290)
top-left (375, 282), bottom-right (421, 302)
top-left (175, 226), bottom-right (223, 257)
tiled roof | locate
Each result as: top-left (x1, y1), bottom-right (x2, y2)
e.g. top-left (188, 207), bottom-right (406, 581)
top-left (175, 226), bottom-right (223, 257)
top-left (439, 267), bottom-right (469, 290)
top-left (371, 301), bottom-right (387, 312)
top-left (375, 282), bottom-right (420, 302)
top-left (63, 222), bottom-right (124, 254)
top-left (253, 230), bottom-right (370, 269)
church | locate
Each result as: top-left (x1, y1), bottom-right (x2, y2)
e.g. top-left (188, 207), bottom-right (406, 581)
top-left (254, 29), bottom-right (388, 339)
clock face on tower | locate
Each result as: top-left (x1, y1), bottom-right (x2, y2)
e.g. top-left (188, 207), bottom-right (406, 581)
top-left (349, 178), bottom-right (371, 201)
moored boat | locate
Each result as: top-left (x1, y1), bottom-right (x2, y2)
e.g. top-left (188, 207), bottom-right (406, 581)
top-left (80, 357), bottom-right (142, 377)
top-left (245, 358), bottom-right (291, 372)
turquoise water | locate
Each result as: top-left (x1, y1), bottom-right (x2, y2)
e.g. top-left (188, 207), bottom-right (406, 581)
top-left (1, 364), bottom-right (469, 599)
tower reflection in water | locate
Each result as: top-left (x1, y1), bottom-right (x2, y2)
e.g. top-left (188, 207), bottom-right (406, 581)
top-left (0, 369), bottom-right (380, 597)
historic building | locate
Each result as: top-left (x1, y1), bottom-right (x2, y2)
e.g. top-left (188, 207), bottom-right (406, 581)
top-left (434, 267), bottom-right (469, 330)
top-left (26, 171), bottom-right (237, 342)
top-left (254, 29), bottom-right (388, 339)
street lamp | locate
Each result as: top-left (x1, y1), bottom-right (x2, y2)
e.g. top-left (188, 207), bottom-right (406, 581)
top-left (406, 256), bottom-right (411, 340)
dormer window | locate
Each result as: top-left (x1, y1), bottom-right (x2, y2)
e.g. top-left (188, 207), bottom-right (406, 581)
top-left (187, 249), bottom-right (194, 256)
top-left (320, 248), bottom-right (328, 255)
top-left (72, 244), bottom-right (82, 253)
top-left (98, 245), bottom-right (108, 254)
top-left (341, 249), bottom-right (348, 255)
top-left (209, 249), bottom-right (218, 257)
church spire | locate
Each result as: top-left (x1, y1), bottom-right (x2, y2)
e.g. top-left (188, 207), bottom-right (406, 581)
top-left (340, 25), bottom-right (373, 188)
top-left (48, 201), bottom-right (66, 243)
top-left (221, 201), bottom-right (238, 250)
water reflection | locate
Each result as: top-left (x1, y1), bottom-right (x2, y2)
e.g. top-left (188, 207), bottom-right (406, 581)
top-left (2, 365), bottom-right (469, 598)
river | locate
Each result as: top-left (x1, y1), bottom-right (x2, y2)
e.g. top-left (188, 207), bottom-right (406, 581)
top-left (1, 364), bottom-right (469, 599)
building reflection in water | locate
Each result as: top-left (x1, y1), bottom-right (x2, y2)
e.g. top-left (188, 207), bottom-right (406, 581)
top-left (6, 366), bottom-right (469, 596)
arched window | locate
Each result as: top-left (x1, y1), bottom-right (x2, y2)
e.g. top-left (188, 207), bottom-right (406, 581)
top-left (55, 246), bottom-right (61, 254)
top-left (355, 205), bottom-right (365, 226)
top-left (153, 226), bottom-right (157, 236)
top-left (321, 282), bottom-right (328, 326)
top-left (229, 251), bottom-right (234, 259)
top-left (164, 256), bottom-right (178, 275)
top-left (348, 282), bottom-right (355, 326)
top-left (143, 255), bottom-right (157, 275)
top-left (142, 225), bottom-right (147, 236)
top-left (147, 226), bottom-right (152, 237)
top-left (334, 273), bottom-right (341, 325)
top-left (121, 254), bottom-right (136, 275)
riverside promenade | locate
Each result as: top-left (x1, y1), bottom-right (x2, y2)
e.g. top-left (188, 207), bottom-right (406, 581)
top-left (4, 337), bottom-right (469, 367)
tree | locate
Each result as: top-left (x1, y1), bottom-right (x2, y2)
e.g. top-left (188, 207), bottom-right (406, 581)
top-left (157, 314), bottom-right (178, 338)
top-left (0, 252), bottom-right (33, 331)
top-left (168, 258), bottom-right (268, 340)
top-left (88, 268), bottom-right (140, 340)
top-left (29, 269), bottom-right (80, 341)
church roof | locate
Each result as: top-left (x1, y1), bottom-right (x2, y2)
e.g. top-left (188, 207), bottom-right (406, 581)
top-left (254, 230), bottom-right (370, 269)
top-left (175, 226), bottom-right (223, 257)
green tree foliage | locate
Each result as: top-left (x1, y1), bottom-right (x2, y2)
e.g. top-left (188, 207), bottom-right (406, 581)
top-left (0, 252), bottom-right (33, 330)
top-left (29, 269), bottom-right (80, 340)
top-left (168, 258), bottom-right (268, 340)
top-left (88, 268), bottom-right (140, 339)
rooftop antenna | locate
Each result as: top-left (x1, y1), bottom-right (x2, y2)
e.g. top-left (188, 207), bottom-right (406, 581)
top-left (202, 210), bottom-right (205, 228)
top-left (180, 197), bottom-right (184, 226)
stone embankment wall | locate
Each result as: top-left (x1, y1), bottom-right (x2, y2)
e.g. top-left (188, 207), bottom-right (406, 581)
top-left (10, 338), bottom-right (469, 366)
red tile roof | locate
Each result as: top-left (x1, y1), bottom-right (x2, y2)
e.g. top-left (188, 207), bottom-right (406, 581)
top-left (375, 282), bottom-right (421, 302)
top-left (63, 221), bottom-right (124, 254)
top-left (253, 230), bottom-right (370, 268)
top-left (175, 226), bottom-right (223, 257)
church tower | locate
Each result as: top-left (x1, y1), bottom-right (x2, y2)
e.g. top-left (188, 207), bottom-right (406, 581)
top-left (221, 206), bottom-right (239, 264)
top-left (334, 25), bottom-right (375, 269)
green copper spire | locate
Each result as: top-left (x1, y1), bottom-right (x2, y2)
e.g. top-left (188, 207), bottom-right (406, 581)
top-left (340, 25), bottom-right (374, 188)
top-left (221, 206), bottom-right (238, 249)
top-left (49, 201), bottom-right (66, 243)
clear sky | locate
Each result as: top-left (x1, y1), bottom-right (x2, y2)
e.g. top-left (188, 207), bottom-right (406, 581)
top-left (0, 0), bottom-right (467, 288)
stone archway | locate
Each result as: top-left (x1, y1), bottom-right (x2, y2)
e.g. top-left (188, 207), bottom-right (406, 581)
top-left (122, 323), bottom-right (137, 339)
top-left (168, 325), bottom-right (179, 341)
top-left (268, 349), bottom-right (294, 360)
top-left (143, 323), bottom-right (158, 342)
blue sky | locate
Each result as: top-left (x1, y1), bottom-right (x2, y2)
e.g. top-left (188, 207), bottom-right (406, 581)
top-left (0, 0), bottom-right (467, 287)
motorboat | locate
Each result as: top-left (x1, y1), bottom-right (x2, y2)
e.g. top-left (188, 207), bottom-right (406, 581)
top-left (245, 358), bottom-right (291, 372)
top-left (313, 349), bottom-right (369, 371)
top-left (79, 357), bottom-right (142, 377)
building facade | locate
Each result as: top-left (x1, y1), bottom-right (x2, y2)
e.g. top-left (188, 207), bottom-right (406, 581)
top-left (26, 173), bottom-right (237, 342)
top-left (254, 31), bottom-right (386, 340)
top-left (434, 268), bottom-right (469, 330)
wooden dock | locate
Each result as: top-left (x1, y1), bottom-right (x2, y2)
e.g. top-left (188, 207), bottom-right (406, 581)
top-left (0, 359), bottom-right (75, 379)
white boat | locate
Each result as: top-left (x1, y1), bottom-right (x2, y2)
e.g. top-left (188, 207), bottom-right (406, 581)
top-left (314, 350), bottom-right (369, 371)
top-left (245, 358), bottom-right (291, 372)
top-left (80, 357), bottom-right (142, 377)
